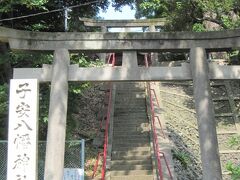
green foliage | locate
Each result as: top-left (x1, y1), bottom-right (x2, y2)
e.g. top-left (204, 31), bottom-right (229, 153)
top-left (0, 0), bottom-right (48, 13)
top-left (226, 161), bottom-right (240, 180)
top-left (71, 53), bottom-right (103, 67)
top-left (38, 83), bottom-right (50, 140)
top-left (228, 135), bottom-right (240, 149)
top-left (0, 84), bottom-right (8, 116)
top-left (66, 53), bottom-right (103, 140)
top-left (0, 84), bottom-right (8, 139)
top-left (130, 0), bottom-right (240, 31)
top-left (7, 51), bottom-right (53, 68)
top-left (172, 149), bottom-right (191, 169)
top-left (0, 0), bottom-right (109, 32)
top-left (192, 23), bottom-right (206, 32)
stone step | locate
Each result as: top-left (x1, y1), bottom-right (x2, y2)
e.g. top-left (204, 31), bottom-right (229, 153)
top-left (114, 116), bottom-right (148, 121)
top-left (114, 120), bottom-right (148, 125)
top-left (115, 95), bottom-right (146, 99)
top-left (111, 159), bottom-right (152, 167)
top-left (116, 90), bottom-right (145, 94)
top-left (113, 129), bottom-right (150, 135)
top-left (112, 153), bottom-right (151, 160)
top-left (114, 115), bottom-right (148, 120)
top-left (115, 104), bottom-right (146, 107)
top-left (114, 112), bottom-right (147, 116)
top-left (110, 170), bottom-right (153, 176)
top-left (114, 110), bottom-right (146, 114)
top-left (113, 133), bottom-right (149, 139)
top-left (110, 175), bottom-right (153, 180)
top-left (113, 142), bottom-right (150, 149)
top-left (115, 107), bottom-right (146, 111)
top-left (114, 122), bottom-right (149, 128)
top-left (111, 164), bottom-right (152, 171)
top-left (115, 95), bottom-right (145, 99)
top-left (113, 134), bottom-right (150, 139)
top-left (113, 131), bottom-right (150, 137)
top-left (115, 104), bottom-right (146, 108)
top-left (112, 146), bottom-right (151, 152)
top-left (115, 99), bottom-right (146, 104)
top-left (113, 122), bottom-right (149, 128)
top-left (114, 126), bottom-right (150, 133)
top-left (115, 83), bottom-right (145, 88)
top-left (115, 94), bottom-right (145, 98)
top-left (115, 86), bottom-right (146, 90)
top-left (112, 138), bottom-right (149, 146)
top-left (112, 150), bottom-right (151, 157)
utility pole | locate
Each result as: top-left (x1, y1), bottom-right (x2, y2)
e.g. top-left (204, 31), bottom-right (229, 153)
top-left (63, 6), bottom-right (71, 32)
top-left (57, 0), bottom-right (71, 32)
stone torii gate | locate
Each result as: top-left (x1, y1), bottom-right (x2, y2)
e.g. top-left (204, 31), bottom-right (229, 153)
top-left (1, 25), bottom-right (240, 180)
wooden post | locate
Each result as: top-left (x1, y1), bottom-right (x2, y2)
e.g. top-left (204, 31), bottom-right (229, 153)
top-left (44, 49), bottom-right (70, 180)
top-left (190, 47), bottom-right (222, 180)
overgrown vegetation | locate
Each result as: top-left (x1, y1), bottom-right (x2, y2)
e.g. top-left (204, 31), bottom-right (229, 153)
top-left (228, 135), bottom-right (240, 149)
top-left (0, 51), bottom-right (103, 140)
top-left (172, 149), bottom-right (191, 169)
top-left (113, 0), bottom-right (240, 31)
top-left (226, 162), bottom-right (240, 180)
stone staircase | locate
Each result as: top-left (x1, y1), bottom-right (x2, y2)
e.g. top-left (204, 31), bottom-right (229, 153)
top-left (109, 82), bottom-right (154, 180)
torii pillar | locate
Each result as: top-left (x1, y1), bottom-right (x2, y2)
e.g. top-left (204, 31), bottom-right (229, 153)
top-left (44, 49), bottom-right (70, 180)
top-left (149, 25), bottom-right (158, 66)
top-left (190, 47), bottom-right (222, 180)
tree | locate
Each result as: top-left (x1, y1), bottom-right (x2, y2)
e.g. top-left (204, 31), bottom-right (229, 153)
top-left (0, 0), bottom-right (109, 140)
top-left (0, 0), bottom-right (109, 32)
top-left (112, 0), bottom-right (240, 31)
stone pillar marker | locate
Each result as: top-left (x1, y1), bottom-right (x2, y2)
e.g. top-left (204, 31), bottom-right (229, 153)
top-left (190, 47), bottom-right (222, 180)
top-left (7, 79), bottom-right (39, 180)
top-left (44, 49), bottom-right (70, 180)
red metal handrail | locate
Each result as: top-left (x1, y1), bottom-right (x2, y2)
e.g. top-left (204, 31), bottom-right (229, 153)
top-left (107, 53), bottom-right (112, 64)
top-left (92, 152), bottom-right (103, 178)
top-left (149, 83), bottom-right (173, 180)
top-left (148, 83), bottom-right (164, 180)
top-left (159, 152), bottom-right (173, 179)
top-left (92, 53), bottom-right (115, 180)
top-left (101, 85), bottom-right (112, 179)
top-left (150, 88), bottom-right (160, 108)
top-left (145, 54), bottom-right (173, 180)
top-left (107, 53), bottom-right (116, 66)
top-left (101, 53), bottom-right (115, 179)
top-left (154, 116), bottom-right (166, 138)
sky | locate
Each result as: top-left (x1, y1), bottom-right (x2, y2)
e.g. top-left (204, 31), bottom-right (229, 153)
top-left (98, 3), bottom-right (142, 32)
top-left (99, 3), bottom-right (135, 20)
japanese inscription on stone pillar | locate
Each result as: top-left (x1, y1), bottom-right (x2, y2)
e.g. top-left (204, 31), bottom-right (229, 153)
top-left (7, 79), bottom-right (39, 180)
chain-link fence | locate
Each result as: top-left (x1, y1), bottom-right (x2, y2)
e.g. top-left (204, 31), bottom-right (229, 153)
top-left (0, 140), bottom-right (84, 180)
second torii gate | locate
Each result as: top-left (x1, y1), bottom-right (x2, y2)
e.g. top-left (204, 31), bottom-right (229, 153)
top-left (1, 25), bottom-right (240, 180)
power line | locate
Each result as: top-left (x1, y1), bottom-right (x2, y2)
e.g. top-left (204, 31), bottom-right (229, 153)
top-left (0, 0), bottom-right (101, 22)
